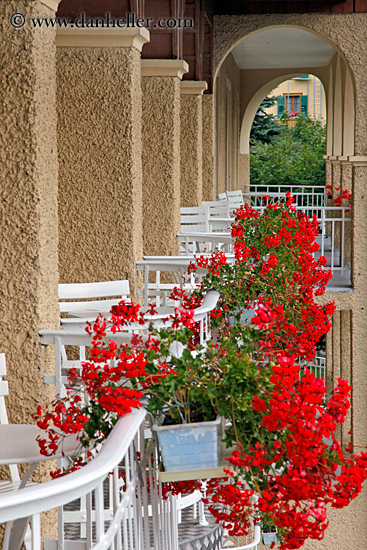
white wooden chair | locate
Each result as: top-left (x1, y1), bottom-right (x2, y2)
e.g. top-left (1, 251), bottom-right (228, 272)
top-left (59, 279), bottom-right (130, 316)
top-left (226, 190), bottom-right (244, 213)
top-left (42, 290), bottom-right (221, 397)
top-left (180, 205), bottom-right (210, 234)
top-left (202, 200), bottom-right (232, 231)
top-left (59, 279), bottom-right (130, 330)
top-left (0, 353), bottom-right (79, 550)
top-left (202, 199), bottom-right (230, 215)
top-left (177, 231), bottom-right (234, 255)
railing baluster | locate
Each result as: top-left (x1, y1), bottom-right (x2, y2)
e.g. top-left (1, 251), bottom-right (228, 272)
top-left (112, 465), bottom-right (122, 550)
top-left (132, 436), bottom-right (140, 549)
top-left (57, 505), bottom-right (64, 550)
top-left (86, 491), bottom-right (93, 547)
top-left (95, 482), bottom-right (104, 543)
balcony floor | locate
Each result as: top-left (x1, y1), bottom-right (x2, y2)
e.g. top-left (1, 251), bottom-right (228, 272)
top-left (326, 268), bottom-right (352, 291)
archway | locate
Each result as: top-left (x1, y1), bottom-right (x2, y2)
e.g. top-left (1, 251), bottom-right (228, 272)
top-left (213, 24), bottom-right (355, 193)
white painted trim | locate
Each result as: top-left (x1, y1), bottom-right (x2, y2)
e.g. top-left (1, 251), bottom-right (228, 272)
top-left (180, 81), bottom-right (208, 95)
top-left (56, 27), bottom-right (150, 51)
top-left (39, 0), bottom-right (61, 9)
top-left (141, 59), bottom-right (189, 79)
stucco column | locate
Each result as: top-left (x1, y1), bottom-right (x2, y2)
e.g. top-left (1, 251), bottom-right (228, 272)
top-left (349, 157), bottom-right (367, 451)
top-left (0, 0), bottom-right (59, 425)
top-left (57, 28), bottom-right (149, 297)
top-left (141, 60), bottom-right (188, 256)
top-left (180, 81), bottom-right (208, 206)
top-left (202, 94), bottom-right (216, 201)
top-left (324, 156), bottom-right (332, 196)
top-left (239, 154), bottom-right (250, 193)
top-left (331, 158), bottom-right (342, 195)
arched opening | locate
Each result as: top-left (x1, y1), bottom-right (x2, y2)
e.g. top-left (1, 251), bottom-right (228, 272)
top-left (248, 74), bottom-right (327, 191)
top-left (214, 25), bottom-right (355, 194)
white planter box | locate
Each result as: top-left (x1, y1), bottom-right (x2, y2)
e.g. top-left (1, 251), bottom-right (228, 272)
top-left (153, 417), bottom-right (221, 472)
top-left (262, 532), bottom-right (278, 546)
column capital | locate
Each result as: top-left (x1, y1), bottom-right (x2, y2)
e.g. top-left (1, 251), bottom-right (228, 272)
top-left (56, 27), bottom-right (150, 51)
top-left (141, 59), bottom-right (189, 79)
top-left (347, 155), bottom-right (367, 166)
top-left (180, 81), bottom-right (208, 95)
top-left (40, 0), bottom-right (62, 9)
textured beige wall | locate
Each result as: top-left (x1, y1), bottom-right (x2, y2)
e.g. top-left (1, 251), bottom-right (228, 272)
top-left (180, 94), bottom-right (203, 207)
top-left (215, 53), bottom-right (241, 193)
top-left (57, 45), bottom-right (143, 296)
top-left (214, 14), bottom-right (367, 548)
top-left (0, 0), bottom-right (60, 541)
top-left (0, 0), bottom-right (59, 422)
top-left (202, 94), bottom-right (216, 201)
top-left (142, 76), bottom-right (181, 256)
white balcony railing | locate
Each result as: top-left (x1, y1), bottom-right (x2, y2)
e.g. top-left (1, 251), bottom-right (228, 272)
top-left (247, 185), bottom-right (327, 209)
top-left (298, 355), bottom-right (326, 385)
top-left (0, 403), bottom-right (260, 550)
top-left (0, 409), bottom-right (181, 550)
top-left (233, 204), bottom-right (352, 288)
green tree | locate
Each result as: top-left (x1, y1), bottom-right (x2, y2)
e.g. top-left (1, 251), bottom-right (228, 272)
top-left (250, 114), bottom-right (326, 187)
top-left (250, 96), bottom-right (282, 144)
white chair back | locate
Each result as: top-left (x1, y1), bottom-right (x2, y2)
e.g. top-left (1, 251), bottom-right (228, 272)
top-left (202, 200), bottom-right (231, 217)
top-left (0, 354), bottom-right (20, 483)
top-left (180, 205), bottom-right (210, 233)
top-left (226, 190), bottom-right (244, 213)
top-left (59, 280), bottom-right (130, 315)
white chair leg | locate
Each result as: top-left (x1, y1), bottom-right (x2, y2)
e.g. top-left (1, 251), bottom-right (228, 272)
top-left (29, 514), bottom-right (41, 550)
top-left (199, 500), bottom-right (209, 526)
top-left (6, 517), bottom-right (31, 550)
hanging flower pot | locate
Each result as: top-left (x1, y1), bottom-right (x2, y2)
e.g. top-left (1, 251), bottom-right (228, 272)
top-left (153, 417), bottom-right (221, 472)
top-left (262, 531), bottom-right (278, 546)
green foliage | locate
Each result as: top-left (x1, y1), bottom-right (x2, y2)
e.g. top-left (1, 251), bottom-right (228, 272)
top-left (250, 96), bottom-right (282, 145)
top-left (250, 115), bottom-right (326, 187)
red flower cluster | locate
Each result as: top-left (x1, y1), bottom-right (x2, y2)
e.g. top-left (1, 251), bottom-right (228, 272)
top-left (35, 301), bottom-right (193, 461)
top-left (204, 360), bottom-right (366, 550)
top-left (326, 184), bottom-right (352, 207)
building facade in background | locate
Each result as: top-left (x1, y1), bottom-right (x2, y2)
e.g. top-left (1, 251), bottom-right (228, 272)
top-left (266, 75), bottom-right (327, 122)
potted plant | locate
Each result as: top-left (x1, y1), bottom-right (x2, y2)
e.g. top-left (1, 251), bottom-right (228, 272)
top-left (261, 515), bottom-right (278, 546)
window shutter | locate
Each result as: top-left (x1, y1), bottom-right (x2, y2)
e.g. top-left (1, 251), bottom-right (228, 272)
top-left (301, 95), bottom-right (308, 116)
top-left (277, 97), bottom-right (285, 118)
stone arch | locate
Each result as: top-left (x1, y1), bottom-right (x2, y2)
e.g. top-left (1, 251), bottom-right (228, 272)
top-left (214, 18), bottom-right (354, 80)
top-left (213, 15), bottom-right (366, 154)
